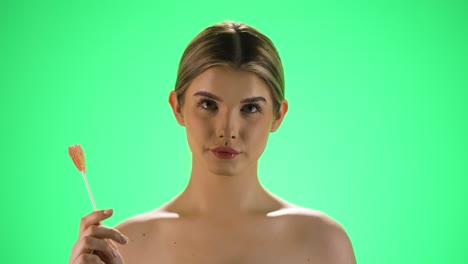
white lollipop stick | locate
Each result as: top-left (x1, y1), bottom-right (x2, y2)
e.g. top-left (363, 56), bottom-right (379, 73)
top-left (80, 170), bottom-right (98, 255)
top-left (81, 170), bottom-right (97, 211)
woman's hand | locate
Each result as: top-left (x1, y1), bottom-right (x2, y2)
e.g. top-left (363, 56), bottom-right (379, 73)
top-left (69, 209), bottom-right (129, 264)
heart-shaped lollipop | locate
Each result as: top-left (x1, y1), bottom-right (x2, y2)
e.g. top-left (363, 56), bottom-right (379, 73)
top-left (68, 144), bottom-right (86, 173)
top-left (68, 144), bottom-right (97, 211)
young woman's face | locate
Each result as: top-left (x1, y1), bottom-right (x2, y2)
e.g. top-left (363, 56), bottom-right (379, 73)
top-left (169, 66), bottom-right (287, 176)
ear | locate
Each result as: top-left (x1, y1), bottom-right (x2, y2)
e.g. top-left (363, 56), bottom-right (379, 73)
top-left (270, 99), bottom-right (288, 133)
top-left (168, 91), bottom-right (185, 126)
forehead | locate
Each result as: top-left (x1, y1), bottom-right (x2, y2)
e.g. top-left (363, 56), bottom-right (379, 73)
top-left (187, 66), bottom-right (271, 98)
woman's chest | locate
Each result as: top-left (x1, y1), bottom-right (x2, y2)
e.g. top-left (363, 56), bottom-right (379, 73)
top-left (127, 217), bottom-right (317, 264)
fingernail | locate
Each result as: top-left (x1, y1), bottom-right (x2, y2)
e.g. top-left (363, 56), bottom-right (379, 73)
top-left (103, 209), bottom-right (112, 215)
top-left (112, 249), bottom-right (117, 258)
top-left (121, 234), bottom-right (129, 244)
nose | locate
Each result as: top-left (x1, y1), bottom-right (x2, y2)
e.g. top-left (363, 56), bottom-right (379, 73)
top-left (218, 134), bottom-right (236, 139)
top-left (215, 111), bottom-right (238, 141)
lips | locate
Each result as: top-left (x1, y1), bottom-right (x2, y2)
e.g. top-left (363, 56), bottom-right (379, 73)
top-left (211, 146), bottom-right (240, 160)
top-left (212, 146), bottom-right (240, 154)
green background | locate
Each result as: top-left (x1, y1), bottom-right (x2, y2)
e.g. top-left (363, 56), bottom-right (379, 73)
top-left (1, 0), bottom-right (467, 263)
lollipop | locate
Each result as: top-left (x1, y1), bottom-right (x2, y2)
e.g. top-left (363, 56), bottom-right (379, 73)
top-left (68, 144), bottom-right (97, 211)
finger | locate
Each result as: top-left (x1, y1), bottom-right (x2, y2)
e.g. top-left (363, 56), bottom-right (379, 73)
top-left (70, 240), bottom-right (103, 264)
top-left (75, 236), bottom-right (117, 261)
top-left (106, 240), bottom-right (124, 264)
top-left (70, 240), bottom-right (88, 263)
top-left (79, 209), bottom-right (114, 234)
top-left (70, 247), bottom-right (106, 264)
top-left (108, 239), bottom-right (117, 250)
top-left (82, 225), bottom-right (129, 245)
top-left (93, 241), bottom-right (123, 264)
top-left (93, 249), bottom-right (112, 264)
top-left (73, 253), bottom-right (104, 264)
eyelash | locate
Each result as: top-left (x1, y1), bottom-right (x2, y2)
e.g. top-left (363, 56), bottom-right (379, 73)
top-left (196, 98), bottom-right (262, 114)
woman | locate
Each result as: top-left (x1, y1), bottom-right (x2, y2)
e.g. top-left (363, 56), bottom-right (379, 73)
top-left (69, 21), bottom-right (356, 264)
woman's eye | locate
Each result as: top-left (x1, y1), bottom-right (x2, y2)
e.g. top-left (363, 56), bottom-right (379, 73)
top-left (197, 99), bottom-right (217, 110)
top-left (197, 99), bottom-right (261, 114)
top-left (242, 104), bottom-right (262, 114)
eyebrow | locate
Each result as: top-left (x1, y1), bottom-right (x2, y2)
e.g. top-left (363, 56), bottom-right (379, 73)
top-left (193, 91), bottom-right (267, 104)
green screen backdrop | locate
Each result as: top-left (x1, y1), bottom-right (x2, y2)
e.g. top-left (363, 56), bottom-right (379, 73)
top-left (1, 0), bottom-right (467, 263)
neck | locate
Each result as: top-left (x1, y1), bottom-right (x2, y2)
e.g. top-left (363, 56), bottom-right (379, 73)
top-left (167, 155), bottom-right (281, 217)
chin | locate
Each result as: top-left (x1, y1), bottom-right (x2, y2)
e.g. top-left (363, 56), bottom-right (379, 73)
top-left (208, 166), bottom-right (241, 177)
top-left (211, 170), bottom-right (238, 177)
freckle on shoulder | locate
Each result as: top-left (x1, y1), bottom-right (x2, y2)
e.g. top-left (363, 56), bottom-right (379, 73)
top-left (113, 209), bottom-right (168, 242)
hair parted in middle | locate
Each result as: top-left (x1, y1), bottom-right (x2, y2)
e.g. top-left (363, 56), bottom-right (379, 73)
top-left (173, 21), bottom-right (285, 116)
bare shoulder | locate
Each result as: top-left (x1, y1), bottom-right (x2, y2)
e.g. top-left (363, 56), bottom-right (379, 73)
top-left (273, 205), bottom-right (356, 264)
top-left (113, 208), bottom-right (174, 232)
top-left (113, 207), bottom-right (179, 242)
top-left (112, 208), bottom-right (174, 261)
top-left (269, 204), bottom-right (341, 227)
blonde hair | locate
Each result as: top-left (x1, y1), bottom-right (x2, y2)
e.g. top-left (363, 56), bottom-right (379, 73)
top-left (173, 21), bottom-right (285, 115)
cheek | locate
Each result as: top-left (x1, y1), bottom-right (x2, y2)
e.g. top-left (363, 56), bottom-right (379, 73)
top-left (184, 113), bottom-right (212, 147)
top-left (243, 119), bottom-right (271, 147)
